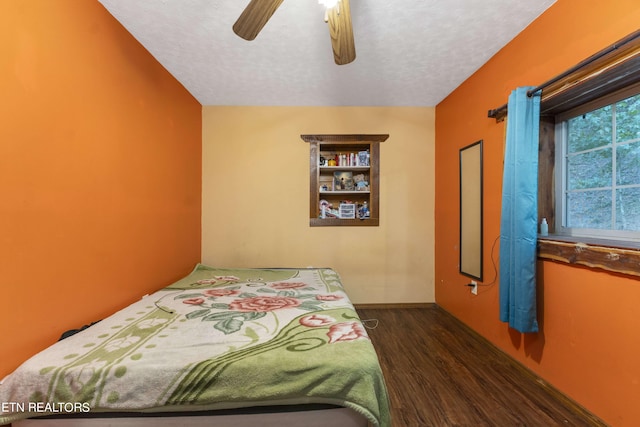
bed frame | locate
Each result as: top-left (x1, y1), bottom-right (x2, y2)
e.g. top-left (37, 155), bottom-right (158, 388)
top-left (14, 406), bottom-right (369, 427)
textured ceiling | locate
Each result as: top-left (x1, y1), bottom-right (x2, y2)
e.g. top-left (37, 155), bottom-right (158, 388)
top-left (98, 0), bottom-right (556, 106)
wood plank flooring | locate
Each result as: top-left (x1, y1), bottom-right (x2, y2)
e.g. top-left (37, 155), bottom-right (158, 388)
top-left (356, 306), bottom-right (606, 427)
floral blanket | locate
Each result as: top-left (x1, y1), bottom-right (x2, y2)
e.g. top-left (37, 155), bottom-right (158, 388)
top-left (0, 265), bottom-right (390, 426)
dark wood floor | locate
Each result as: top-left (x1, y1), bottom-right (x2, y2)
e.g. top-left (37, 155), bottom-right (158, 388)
top-left (356, 306), bottom-right (606, 427)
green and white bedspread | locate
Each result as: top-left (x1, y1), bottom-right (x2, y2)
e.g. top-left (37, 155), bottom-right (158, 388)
top-left (0, 265), bottom-right (391, 426)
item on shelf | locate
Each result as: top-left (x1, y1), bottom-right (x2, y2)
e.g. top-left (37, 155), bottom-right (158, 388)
top-left (319, 199), bottom-right (338, 218)
top-left (333, 171), bottom-right (354, 191)
top-left (353, 174), bottom-right (369, 191)
top-left (328, 158), bottom-right (336, 166)
top-left (358, 151), bottom-right (369, 166)
top-left (339, 203), bottom-right (356, 219)
top-left (358, 201), bottom-right (370, 219)
top-left (540, 218), bottom-right (549, 236)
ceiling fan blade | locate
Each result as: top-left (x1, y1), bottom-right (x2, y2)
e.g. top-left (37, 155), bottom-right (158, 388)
top-left (326, 0), bottom-right (356, 65)
top-left (233, 0), bottom-right (285, 41)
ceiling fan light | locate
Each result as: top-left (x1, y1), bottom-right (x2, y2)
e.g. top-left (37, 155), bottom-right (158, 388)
top-left (318, 0), bottom-right (340, 9)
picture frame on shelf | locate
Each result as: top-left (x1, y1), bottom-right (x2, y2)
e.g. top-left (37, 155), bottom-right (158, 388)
top-left (333, 171), bottom-right (354, 191)
top-left (358, 151), bottom-right (369, 166)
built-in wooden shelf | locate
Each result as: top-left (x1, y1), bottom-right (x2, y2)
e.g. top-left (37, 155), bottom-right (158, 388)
top-left (301, 134), bottom-right (388, 227)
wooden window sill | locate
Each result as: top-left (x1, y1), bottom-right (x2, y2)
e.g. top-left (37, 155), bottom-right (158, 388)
top-left (537, 235), bottom-right (640, 278)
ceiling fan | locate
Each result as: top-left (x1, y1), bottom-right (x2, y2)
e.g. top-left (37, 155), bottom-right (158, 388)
top-left (233, 0), bottom-right (356, 65)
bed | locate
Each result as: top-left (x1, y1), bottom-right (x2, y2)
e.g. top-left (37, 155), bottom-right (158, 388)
top-left (0, 265), bottom-right (390, 426)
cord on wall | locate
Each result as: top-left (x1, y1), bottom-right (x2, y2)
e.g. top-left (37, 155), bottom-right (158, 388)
top-left (483, 234), bottom-right (500, 286)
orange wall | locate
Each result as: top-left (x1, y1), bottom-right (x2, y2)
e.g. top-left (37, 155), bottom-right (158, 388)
top-left (0, 1), bottom-right (202, 378)
top-left (435, 1), bottom-right (640, 425)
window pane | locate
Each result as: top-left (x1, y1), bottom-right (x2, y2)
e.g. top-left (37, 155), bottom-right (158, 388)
top-left (567, 190), bottom-right (612, 229)
top-left (567, 105), bottom-right (612, 153)
top-left (567, 148), bottom-right (612, 190)
top-left (616, 188), bottom-right (640, 231)
top-left (616, 93), bottom-right (640, 143)
top-left (616, 141), bottom-right (640, 186)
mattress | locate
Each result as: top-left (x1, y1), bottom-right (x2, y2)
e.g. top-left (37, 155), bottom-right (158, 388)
top-left (0, 265), bottom-right (390, 426)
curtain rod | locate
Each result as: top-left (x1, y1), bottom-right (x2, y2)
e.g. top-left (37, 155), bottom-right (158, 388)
top-left (487, 29), bottom-right (640, 121)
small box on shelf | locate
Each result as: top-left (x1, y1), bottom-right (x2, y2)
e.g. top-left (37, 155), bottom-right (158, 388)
top-left (339, 203), bottom-right (356, 219)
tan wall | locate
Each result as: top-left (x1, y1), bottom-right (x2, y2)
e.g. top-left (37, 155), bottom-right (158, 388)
top-left (202, 106), bottom-right (434, 303)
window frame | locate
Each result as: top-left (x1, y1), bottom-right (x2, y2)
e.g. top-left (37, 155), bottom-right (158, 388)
top-left (530, 30), bottom-right (640, 276)
top-left (554, 83), bottom-right (640, 243)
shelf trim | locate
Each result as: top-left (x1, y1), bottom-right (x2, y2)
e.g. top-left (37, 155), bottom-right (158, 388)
top-left (319, 166), bottom-right (370, 170)
top-left (310, 217), bottom-right (379, 227)
top-left (301, 134), bottom-right (389, 143)
top-left (320, 191), bottom-right (370, 195)
top-left (538, 236), bottom-right (640, 277)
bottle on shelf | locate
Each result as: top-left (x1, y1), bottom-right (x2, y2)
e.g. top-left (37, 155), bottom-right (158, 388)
top-left (540, 218), bottom-right (548, 236)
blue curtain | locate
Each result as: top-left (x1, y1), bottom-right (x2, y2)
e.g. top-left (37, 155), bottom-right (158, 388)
top-left (499, 87), bottom-right (540, 333)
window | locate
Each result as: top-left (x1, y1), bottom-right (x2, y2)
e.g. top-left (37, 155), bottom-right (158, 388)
top-left (496, 30), bottom-right (640, 274)
top-left (555, 87), bottom-right (640, 242)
